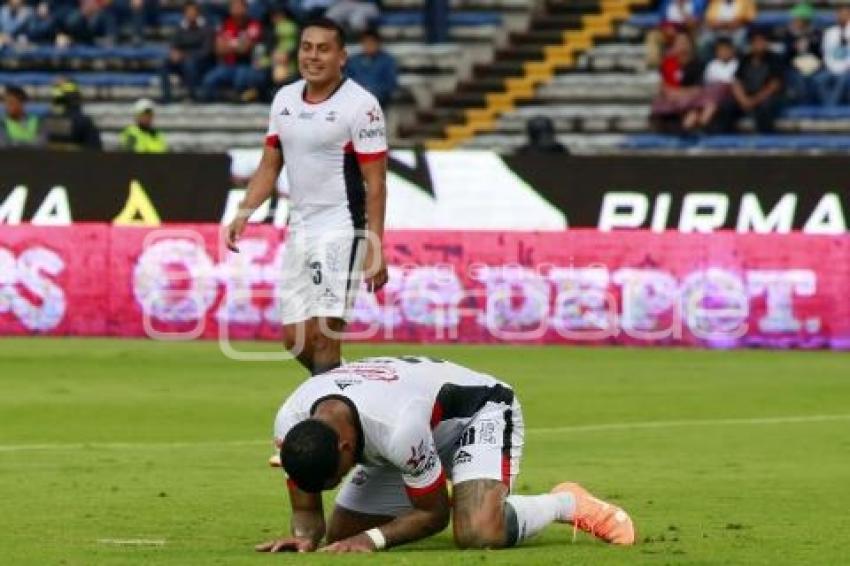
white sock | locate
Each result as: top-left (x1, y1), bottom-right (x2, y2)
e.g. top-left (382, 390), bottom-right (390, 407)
top-left (504, 493), bottom-right (576, 545)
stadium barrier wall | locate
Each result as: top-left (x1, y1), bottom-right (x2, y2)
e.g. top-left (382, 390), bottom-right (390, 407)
top-left (1, 224), bottom-right (848, 349)
top-left (3, 150), bottom-right (848, 233)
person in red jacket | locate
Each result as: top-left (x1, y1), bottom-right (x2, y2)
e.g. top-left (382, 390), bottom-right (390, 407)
top-left (199, 0), bottom-right (263, 101)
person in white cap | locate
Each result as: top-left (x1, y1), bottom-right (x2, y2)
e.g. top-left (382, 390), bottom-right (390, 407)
top-left (120, 98), bottom-right (168, 153)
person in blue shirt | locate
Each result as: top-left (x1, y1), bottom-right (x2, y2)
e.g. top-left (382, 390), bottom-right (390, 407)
top-left (345, 28), bottom-right (397, 108)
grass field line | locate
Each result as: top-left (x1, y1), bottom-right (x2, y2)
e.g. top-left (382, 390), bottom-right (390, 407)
top-left (1, 414), bottom-right (849, 453)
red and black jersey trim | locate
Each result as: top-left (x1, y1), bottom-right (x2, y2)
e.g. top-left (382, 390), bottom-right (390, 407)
top-left (404, 469), bottom-right (447, 499)
top-left (430, 384), bottom-right (514, 428)
top-left (342, 146), bottom-right (367, 231)
top-left (302, 78), bottom-right (348, 105)
top-left (501, 407), bottom-right (514, 489)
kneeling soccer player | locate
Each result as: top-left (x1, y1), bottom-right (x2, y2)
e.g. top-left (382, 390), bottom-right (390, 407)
top-left (257, 356), bottom-right (635, 553)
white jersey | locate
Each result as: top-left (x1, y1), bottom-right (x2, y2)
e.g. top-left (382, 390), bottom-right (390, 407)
top-left (265, 78), bottom-right (387, 232)
top-left (273, 356), bottom-right (516, 496)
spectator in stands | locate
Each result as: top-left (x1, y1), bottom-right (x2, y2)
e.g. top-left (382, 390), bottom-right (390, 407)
top-left (298, 0), bottom-right (336, 20)
top-left (813, 6), bottom-right (850, 107)
top-left (109, 0), bottom-right (160, 45)
top-left (516, 116), bottom-right (568, 154)
top-left (424, 0), bottom-right (449, 44)
top-left (63, 0), bottom-right (118, 46)
top-left (714, 29), bottom-right (784, 133)
top-left (326, 0), bottom-right (379, 36)
top-left (0, 0), bottom-right (33, 46)
top-left (699, 0), bottom-right (756, 58)
top-left (199, 0), bottom-right (264, 101)
top-left (646, 21), bottom-right (680, 70)
top-left (263, 6), bottom-right (299, 97)
top-left (42, 80), bottom-right (102, 150)
top-left (25, 2), bottom-right (58, 44)
top-left (660, 0), bottom-right (706, 31)
top-left (646, 1), bottom-right (706, 69)
top-left (683, 37), bottom-right (738, 131)
top-left (0, 86), bottom-right (46, 148)
top-left (781, 2), bottom-right (822, 105)
top-left (651, 32), bottom-right (704, 133)
top-left (120, 98), bottom-right (168, 152)
top-left (346, 29), bottom-right (397, 107)
top-left (160, 1), bottom-right (214, 102)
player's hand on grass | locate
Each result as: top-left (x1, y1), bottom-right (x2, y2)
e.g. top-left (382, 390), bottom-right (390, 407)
top-left (254, 536), bottom-right (316, 553)
top-left (363, 239), bottom-right (388, 292)
top-left (318, 533), bottom-right (375, 554)
top-left (225, 212), bottom-right (249, 253)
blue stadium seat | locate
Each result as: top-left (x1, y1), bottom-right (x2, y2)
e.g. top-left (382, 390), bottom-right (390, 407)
top-left (3, 46), bottom-right (167, 63)
top-left (0, 102), bottom-right (49, 117)
top-left (784, 106), bottom-right (850, 120)
top-left (380, 11), bottom-right (502, 27)
top-left (0, 71), bottom-right (157, 87)
top-left (627, 11), bottom-right (836, 29)
top-left (620, 133), bottom-right (690, 149)
top-left (622, 134), bottom-right (850, 151)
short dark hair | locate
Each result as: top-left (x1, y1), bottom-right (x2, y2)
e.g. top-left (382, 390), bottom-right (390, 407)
top-left (714, 37), bottom-right (734, 49)
top-left (4, 85), bottom-right (27, 102)
top-left (361, 28), bottom-right (381, 42)
top-left (748, 26), bottom-right (771, 42)
top-left (299, 17), bottom-right (346, 49)
top-left (281, 419), bottom-right (340, 493)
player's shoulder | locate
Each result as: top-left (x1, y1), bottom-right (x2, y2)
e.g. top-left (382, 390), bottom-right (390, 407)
top-left (270, 79), bottom-right (306, 106)
top-left (340, 78), bottom-right (381, 107)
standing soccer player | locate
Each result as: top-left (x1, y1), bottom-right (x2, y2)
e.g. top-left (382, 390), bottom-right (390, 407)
top-left (226, 18), bottom-right (388, 375)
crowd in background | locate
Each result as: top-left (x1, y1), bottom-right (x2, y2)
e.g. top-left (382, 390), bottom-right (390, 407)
top-left (1, 0), bottom-right (401, 149)
top-left (0, 0), bottom-right (398, 104)
top-left (649, 0), bottom-right (850, 134)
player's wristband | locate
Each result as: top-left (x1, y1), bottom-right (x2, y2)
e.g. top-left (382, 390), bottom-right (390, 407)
top-left (364, 528), bottom-right (386, 551)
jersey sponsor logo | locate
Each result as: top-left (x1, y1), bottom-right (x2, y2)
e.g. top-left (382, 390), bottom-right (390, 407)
top-left (367, 107), bottom-right (381, 124)
top-left (453, 449), bottom-right (473, 465)
top-left (358, 127), bottom-right (385, 140)
top-left (460, 427), bottom-right (476, 447)
top-left (298, 111), bottom-right (315, 120)
top-left (351, 468), bottom-right (369, 486)
top-left (335, 377), bottom-right (361, 390)
top-left (405, 440), bottom-right (438, 478)
top-left (320, 287), bottom-right (340, 307)
top-left (345, 364), bottom-right (399, 381)
top-left (477, 419), bottom-right (499, 445)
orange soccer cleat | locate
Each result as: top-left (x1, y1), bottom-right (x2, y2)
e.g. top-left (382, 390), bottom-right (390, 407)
top-left (551, 482), bottom-right (636, 545)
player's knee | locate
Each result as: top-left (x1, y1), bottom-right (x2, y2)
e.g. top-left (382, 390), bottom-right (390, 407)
top-left (453, 511), bottom-right (505, 549)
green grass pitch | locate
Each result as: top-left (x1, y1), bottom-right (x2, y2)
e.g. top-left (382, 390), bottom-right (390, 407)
top-left (1, 338), bottom-right (849, 565)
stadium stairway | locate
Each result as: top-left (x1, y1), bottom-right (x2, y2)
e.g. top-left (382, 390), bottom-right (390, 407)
top-left (399, 0), bottom-right (652, 149)
top-left (448, 0), bottom-right (850, 154)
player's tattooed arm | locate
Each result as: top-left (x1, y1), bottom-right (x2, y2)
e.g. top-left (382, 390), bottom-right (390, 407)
top-left (289, 484), bottom-right (326, 546)
top-left (321, 484), bottom-right (450, 553)
top-left (382, 485), bottom-right (451, 547)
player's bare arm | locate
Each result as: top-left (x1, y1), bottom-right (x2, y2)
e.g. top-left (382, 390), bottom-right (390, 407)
top-left (359, 156), bottom-right (388, 292)
top-left (322, 483), bottom-right (451, 553)
top-left (225, 144), bottom-right (283, 252)
top-left (255, 481), bottom-right (325, 552)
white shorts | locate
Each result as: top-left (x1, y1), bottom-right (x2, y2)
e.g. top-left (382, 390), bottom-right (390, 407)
top-left (334, 399), bottom-right (525, 517)
top-left (279, 230), bottom-right (366, 325)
